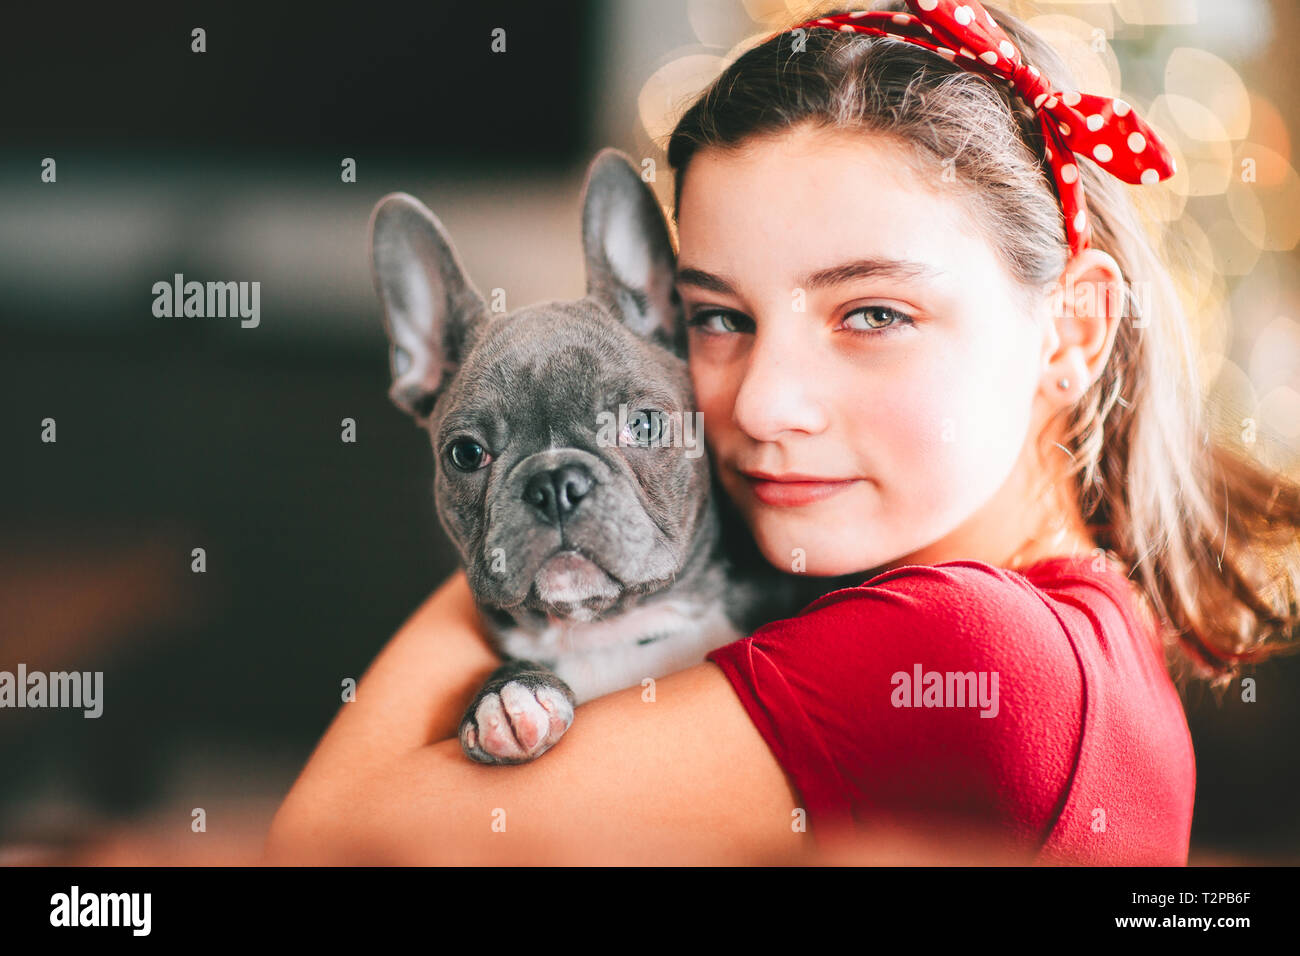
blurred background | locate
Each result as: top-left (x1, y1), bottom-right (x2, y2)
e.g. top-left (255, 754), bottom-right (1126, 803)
top-left (2, 0), bottom-right (1298, 864)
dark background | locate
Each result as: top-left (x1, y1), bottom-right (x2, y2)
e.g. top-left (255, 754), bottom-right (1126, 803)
top-left (2, 2), bottom-right (593, 157)
top-left (0, 0), bottom-right (603, 852)
top-left (2, 0), bottom-right (1298, 863)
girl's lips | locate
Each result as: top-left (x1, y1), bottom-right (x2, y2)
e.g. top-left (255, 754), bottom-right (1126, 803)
top-left (742, 474), bottom-right (861, 507)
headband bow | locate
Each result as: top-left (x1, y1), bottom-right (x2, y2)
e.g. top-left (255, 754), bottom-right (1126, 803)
top-left (781, 0), bottom-right (1178, 257)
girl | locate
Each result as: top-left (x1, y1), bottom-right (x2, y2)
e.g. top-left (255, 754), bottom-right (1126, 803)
top-left (266, 0), bottom-right (1300, 865)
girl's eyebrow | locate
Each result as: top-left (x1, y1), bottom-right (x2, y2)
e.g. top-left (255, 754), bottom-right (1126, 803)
top-left (675, 256), bottom-right (946, 294)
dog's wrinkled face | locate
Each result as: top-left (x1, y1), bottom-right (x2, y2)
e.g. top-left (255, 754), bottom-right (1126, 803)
top-left (433, 306), bottom-right (705, 619)
top-left (369, 150), bottom-right (709, 621)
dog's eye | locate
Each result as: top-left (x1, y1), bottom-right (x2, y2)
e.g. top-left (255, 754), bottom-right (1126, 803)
top-left (623, 409), bottom-right (666, 447)
top-left (447, 438), bottom-right (490, 472)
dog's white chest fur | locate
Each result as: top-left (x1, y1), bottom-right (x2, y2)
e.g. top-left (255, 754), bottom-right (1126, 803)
top-left (494, 597), bottom-right (742, 703)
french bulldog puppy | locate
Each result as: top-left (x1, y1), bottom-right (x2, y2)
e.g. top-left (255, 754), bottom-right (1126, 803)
top-left (368, 149), bottom-right (844, 765)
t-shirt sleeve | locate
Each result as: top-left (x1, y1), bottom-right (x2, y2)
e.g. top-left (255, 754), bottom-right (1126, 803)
top-left (705, 563), bottom-right (1086, 850)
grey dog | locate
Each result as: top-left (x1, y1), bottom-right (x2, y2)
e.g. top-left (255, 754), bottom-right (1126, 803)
top-left (368, 149), bottom-right (851, 765)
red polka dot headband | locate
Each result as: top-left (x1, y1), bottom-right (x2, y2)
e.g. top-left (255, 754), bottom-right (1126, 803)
top-left (778, 0), bottom-right (1178, 257)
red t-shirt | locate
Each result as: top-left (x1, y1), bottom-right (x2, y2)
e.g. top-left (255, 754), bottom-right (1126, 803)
top-left (705, 554), bottom-right (1196, 865)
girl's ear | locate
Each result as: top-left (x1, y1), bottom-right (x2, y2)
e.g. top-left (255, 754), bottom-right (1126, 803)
top-left (1040, 248), bottom-right (1126, 403)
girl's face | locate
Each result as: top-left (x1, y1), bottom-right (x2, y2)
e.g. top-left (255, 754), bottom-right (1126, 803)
top-left (676, 123), bottom-right (1063, 577)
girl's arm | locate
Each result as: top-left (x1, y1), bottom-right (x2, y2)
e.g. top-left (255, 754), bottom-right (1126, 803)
top-left (265, 569), bottom-right (806, 864)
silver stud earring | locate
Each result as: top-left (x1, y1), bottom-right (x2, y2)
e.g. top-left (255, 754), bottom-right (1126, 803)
top-left (1057, 377), bottom-right (1070, 390)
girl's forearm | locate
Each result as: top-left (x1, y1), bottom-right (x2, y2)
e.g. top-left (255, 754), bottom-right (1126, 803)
top-left (322, 569), bottom-right (499, 751)
top-left (341, 568), bottom-right (500, 748)
top-left (266, 569), bottom-right (501, 857)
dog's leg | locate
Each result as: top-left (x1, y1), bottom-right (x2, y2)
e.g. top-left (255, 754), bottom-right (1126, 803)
top-left (458, 659), bottom-right (577, 765)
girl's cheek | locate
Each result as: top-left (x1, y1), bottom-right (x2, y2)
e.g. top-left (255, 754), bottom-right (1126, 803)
top-left (857, 388), bottom-right (953, 461)
top-left (690, 378), bottom-right (732, 446)
top-left (689, 355), bottom-right (737, 414)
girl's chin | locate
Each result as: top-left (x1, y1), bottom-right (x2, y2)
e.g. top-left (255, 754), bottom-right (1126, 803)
top-left (750, 523), bottom-right (882, 576)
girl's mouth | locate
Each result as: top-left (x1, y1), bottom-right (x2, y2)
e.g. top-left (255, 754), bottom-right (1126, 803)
top-left (739, 471), bottom-right (862, 507)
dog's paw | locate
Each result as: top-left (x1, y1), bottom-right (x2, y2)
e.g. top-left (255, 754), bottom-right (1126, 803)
top-left (460, 679), bottom-right (575, 765)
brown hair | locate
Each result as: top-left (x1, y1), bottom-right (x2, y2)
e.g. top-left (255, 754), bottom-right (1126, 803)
top-left (666, 0), bottom-right (1300, 690)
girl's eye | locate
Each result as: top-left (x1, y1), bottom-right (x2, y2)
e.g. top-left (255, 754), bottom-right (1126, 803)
top-left (686, 306), bottom-right (913, 336)
top-left (841, 305), bottom-right (914, 334)
top-left (686, 309), bottom-right (750, 335)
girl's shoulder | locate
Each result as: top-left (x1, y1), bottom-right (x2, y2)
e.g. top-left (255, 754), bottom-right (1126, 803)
top-left (735, 552), bottom-right (1168, 702)
top-left (707, 553), bottom-right (1194, 861)
top-left (795, 552), bottom-right (1157, 651)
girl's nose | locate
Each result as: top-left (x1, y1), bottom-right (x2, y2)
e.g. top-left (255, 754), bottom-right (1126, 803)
top-left (730, 323), bottom-right (830, 441)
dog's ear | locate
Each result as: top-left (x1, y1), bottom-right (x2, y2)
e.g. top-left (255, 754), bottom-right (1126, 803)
top-left (368, 193), bottom-right (490, 420)
top-left (580, 149), bottom-right (684, 356)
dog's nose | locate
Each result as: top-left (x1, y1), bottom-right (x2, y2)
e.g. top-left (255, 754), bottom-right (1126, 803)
top-left (523, 464), bottom-right (594, 525)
